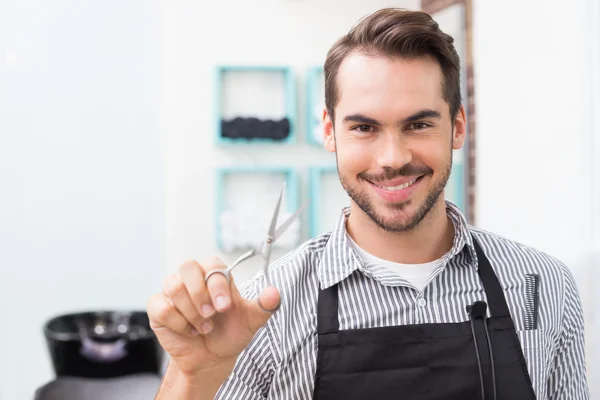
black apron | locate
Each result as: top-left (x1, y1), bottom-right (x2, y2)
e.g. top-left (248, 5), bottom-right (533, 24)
top-left (312, 236), bottom-right (536, 400)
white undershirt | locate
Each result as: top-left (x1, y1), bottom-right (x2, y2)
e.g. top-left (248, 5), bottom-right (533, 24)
top-left (347, 234), bottom-right (440, 292)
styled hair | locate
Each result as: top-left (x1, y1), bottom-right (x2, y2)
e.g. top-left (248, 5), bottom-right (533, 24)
top-left (324, 8), bottom-right (461, 123)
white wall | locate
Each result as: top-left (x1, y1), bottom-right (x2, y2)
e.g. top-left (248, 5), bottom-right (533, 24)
top-left (473, 0), bottom-right (600, 394)
top-left (0, 1), bottom-right (164, 398)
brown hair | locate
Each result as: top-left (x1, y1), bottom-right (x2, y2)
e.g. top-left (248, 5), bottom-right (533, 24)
top-left (324, 8), bottom-right (461, 124)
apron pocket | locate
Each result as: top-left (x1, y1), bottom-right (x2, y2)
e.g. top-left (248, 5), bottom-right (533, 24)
top-left (516, 329), bottom-right (548, 399)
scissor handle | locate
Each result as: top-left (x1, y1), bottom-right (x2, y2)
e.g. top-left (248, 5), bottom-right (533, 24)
top-left (205, 268), bottom-right (232, 284)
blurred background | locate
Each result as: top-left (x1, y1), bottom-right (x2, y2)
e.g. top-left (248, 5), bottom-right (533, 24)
top-left (1, 0), bottom-right (599, 398)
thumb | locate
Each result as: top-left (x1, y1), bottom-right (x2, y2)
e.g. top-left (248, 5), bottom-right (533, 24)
top-left (244, 286), bottom-right (281, 334)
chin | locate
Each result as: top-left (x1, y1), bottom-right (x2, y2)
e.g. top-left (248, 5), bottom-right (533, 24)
top-left (373, 201), bottom-right (426, 232)
top-left (349, 194), bottom-right (420, 233)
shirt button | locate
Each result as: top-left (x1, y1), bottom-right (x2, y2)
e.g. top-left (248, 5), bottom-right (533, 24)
top-left (418, 298), bottom-right (427, 307)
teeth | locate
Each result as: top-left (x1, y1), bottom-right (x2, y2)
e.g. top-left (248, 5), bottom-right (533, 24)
top-left (378, 179), bottom-right (417, 191)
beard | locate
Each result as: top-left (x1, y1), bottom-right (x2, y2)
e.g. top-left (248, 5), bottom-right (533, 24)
top-left (337, 152), bottom-right (453, 233)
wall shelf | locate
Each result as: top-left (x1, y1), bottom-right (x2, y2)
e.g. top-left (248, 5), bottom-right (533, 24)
top-left (305, 66), bottom-right (325, 146)
top-left (213, 65), bottom-right (297, 146)
top-left (215, 166), bottom-right (301, 252)
top-left (446, 152), bottom-right (466, 213)
top-left (308, 165), bottom-right (349, 238)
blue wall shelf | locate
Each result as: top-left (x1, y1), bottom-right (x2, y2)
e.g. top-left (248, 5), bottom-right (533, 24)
top-left (308, 165), bottom-right (342, 238)
top-left (447, 159), bottom-right (466, 214)
top-left (213, 65), bottom-right (297, 146)
top-left (215, 166), bottom-right (301, 251)
top-left (306, 66), bottom-right (325, 146)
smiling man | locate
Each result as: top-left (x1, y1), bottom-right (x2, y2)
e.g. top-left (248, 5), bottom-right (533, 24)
top-left (148, 8), bottom-right (589, 400)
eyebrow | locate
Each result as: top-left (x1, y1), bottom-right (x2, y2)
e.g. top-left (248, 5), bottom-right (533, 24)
top-left (400, 109), bottom-right (442, 125)
top-left (342, 109), bottom-right (442, 127)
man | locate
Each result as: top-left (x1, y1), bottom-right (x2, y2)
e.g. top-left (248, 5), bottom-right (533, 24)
top-left (147, 8), bottom-right (589, 400)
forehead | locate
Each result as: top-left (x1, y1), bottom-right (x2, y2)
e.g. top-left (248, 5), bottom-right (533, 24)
top-left (335, 52), bottom-right (445, 115)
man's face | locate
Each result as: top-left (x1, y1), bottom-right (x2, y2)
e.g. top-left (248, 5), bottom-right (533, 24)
top-left (323, 53), bottom-right (466, 233)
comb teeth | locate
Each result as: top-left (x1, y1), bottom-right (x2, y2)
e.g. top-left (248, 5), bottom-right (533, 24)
top-left (525, 274), bottom-right (540, 330)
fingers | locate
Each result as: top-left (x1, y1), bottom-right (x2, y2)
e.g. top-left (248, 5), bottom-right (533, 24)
top-left (147, 293), bottom-right (198, 337)
top-left (245, 286), bottom-right (281, 334)
top-left (203, 257), bottom-right (234, 313)
top-left (150, 256), bottom-right (264, 340)
top-left (162, 273), bottom-right (212, 335)
top-left (179, 261), bottom-right (215, 319)
top-left (258, 286), bottom-right (281, 312)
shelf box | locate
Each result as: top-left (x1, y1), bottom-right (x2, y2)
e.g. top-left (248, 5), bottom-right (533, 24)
top-left (446, 154), bottom-right (466, 213)
top-left (214, 65), bottom-right (297, 146)
top-left (308, 166), bottom-right (350, 238)
top-left (215, 167), bottom-right (301, 252)
top-left (306, 66), bottom-right (325, 146)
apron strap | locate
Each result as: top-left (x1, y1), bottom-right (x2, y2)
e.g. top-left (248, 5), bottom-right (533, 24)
top-left (316, 235), bottom-right (513, 333)
top-left (317, 283), bottom-right (339, 334)
top-left (471, 234), bottom-right (512, 318)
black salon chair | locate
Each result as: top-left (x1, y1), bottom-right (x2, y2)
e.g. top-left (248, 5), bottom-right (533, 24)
top-left (33, 373), bottom-right (162, 400)
top-left (34, 311), bottom-right (164, 400)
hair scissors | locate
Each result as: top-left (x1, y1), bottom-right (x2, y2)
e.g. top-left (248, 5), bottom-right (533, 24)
top-left (205, 182), bottom-right (309, 288)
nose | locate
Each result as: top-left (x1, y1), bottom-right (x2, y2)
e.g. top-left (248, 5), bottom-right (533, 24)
top-left (375, 133), bottom-right (412, 170)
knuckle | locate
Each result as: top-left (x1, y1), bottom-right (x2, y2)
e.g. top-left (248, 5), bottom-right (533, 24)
top-left (146, 294), bottom-right (160, 316)
top-left (202, 256), bottom-right (226, 272)
top-left (206, 273), bottom-right (229, 294)
top-left (153, 296), bottom-right (174, 324)
top-left (187, 285), bottom-right (207, 303)
top-left (163, 274), bottom-right (184, 296)
top-left (179, 259), bottom-right (199, 274)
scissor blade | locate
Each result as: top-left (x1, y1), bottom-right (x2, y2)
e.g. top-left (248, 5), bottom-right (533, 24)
top-left (273, 200), bottom-right (310, 241)
top-left (267, 182), bottom-right (286, 237)
top-left (228, 248), bottom-right (258, 270)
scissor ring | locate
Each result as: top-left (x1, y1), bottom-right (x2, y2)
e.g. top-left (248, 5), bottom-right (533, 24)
top-left (205, 268), bottom-right (232, 284)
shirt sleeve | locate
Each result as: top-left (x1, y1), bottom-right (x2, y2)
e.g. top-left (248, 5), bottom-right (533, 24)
top-left (547, 265), bottom-right (590, 399)
top-left (214, 276), bottom-right (276, 400)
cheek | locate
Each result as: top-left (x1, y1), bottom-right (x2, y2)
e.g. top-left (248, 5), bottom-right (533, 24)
top-left (337, 142), bottom-right (372, 172)
top-left (413, 140), bottom-right (451, 168)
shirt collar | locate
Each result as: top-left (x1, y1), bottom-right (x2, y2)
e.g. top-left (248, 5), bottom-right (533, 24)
top-left (317, 200), bottom-right (478, 289)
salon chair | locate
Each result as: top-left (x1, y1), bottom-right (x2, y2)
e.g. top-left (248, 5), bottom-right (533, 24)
top-left (34, 311), bottom-right (164, 400)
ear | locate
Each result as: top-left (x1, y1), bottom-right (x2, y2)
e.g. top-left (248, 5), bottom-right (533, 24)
top-left (323, 108), bottom-right (336, 153)
top-left (452, 104), bottom-right (467, 150)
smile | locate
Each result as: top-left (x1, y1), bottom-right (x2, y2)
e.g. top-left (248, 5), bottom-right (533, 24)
top-left (368, 176), bottom-right (424, 203)
top-left (373, 179), bottom-right (418, 191)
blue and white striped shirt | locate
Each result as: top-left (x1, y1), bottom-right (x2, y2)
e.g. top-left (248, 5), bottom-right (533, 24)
top-left (216, 201), bottom-right (589, 399)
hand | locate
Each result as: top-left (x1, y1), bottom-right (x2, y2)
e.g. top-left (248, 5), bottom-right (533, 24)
top-left (147, 257), bottom-right (281, 379)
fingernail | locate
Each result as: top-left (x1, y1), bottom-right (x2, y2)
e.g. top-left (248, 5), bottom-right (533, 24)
top-left (201, 304), bottom-right (214, 317)
top-left (201, 321), bottom-right (212, 334)
top-left (215, 295), bottom-right (230, 311)
top-left (190, 327), bottom-right (199, 337)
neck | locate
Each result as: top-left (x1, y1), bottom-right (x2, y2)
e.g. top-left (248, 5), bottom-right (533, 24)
top-left (346, 198), bottom-right (455, 264)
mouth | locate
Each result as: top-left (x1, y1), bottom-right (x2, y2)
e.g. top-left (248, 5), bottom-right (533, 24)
top-left (367, 175), bottom-right (425, 202)
top-left (371, 177), bottom-right (420, 191)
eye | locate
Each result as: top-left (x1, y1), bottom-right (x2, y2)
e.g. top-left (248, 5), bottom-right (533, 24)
top-left (352, 124), bottom-right (375, 133)
top-left (409, 122), bottom-right (431, 130)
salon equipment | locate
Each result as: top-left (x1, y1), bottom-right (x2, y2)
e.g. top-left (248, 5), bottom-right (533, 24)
top-left (34, 373), bottom-right (162, 400)
top-left (207, 181), bottom-right (309, 287)
top-left (43, 311), bottom-right (163, 378)
top-left (36, 311), bottom-right (164, 400)
top-left (219, 208), bottom-right (301, 252)
top-left (525, 274), bottom-right (540, 330)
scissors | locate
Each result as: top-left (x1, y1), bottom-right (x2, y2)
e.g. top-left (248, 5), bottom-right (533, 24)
top-left (205, 182), bottom-right (309, 288)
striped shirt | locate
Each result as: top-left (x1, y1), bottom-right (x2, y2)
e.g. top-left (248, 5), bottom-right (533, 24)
top-left (216, 201), bottom-right (589, 400)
